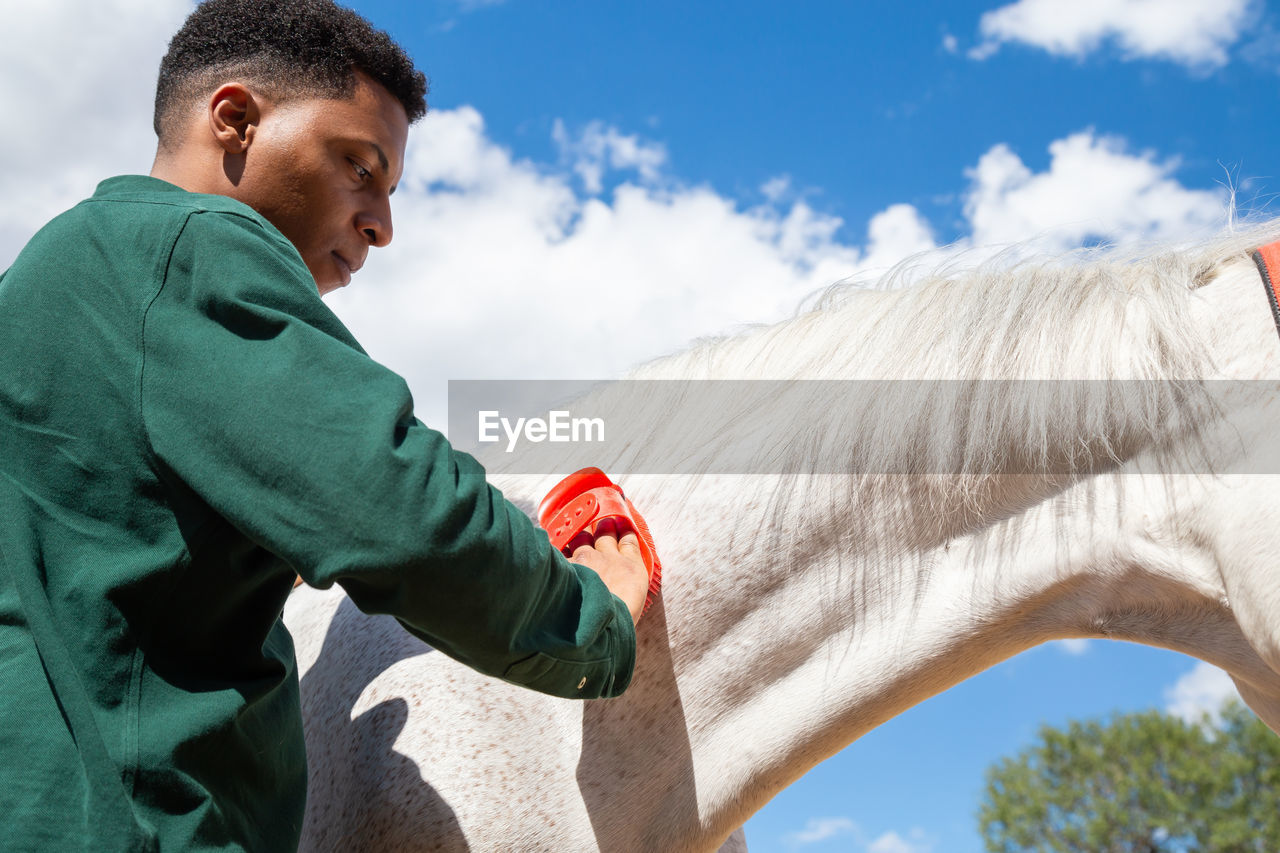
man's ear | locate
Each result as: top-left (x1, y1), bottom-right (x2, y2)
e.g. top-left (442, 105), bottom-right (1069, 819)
top-left (207, 83), bottom-right (261, 154)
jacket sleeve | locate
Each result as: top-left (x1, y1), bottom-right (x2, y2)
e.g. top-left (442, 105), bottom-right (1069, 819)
top-left (139, 209), bottom-right (634, 699)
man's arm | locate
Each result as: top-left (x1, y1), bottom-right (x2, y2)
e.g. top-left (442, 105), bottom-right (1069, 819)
top-left (141, 209), bottom-right (638, 698)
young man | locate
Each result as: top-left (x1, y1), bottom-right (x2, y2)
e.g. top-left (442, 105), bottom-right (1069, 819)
top-left (0, 1), bottom-right (648, 850)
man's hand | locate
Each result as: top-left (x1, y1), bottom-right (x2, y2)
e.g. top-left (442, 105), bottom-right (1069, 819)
top-left (565, 517), bottom-right (650, 625)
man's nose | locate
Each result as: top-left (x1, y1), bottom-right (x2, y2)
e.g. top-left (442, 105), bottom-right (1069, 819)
top-left (356, 199), bottom-right (393, 248)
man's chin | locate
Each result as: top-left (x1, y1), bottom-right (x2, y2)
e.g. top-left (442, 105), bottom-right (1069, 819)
top-left (307, 263), bottom-right (346, 297)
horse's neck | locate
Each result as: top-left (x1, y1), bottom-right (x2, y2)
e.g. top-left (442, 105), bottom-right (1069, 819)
top-left (690, 260), bottom-right (1280, 838)
top-left (622, 477), bottom-right (1111, 833)
top-left (498, 255), bottom-right (1280, 848)
top-left (564, 470), bottom-right (1262, 849)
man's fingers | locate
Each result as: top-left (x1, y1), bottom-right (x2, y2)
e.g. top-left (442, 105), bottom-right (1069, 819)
top-left (591, 518), bottom-right (618, 552)
top-left (567, 531), bottom-right (594, 559)
top-left (617, 530), bottom-right (640, 555)
top-left (592, 519), bottom-right (643, 562)
top-left (565, 519), bottom-right (643, 576)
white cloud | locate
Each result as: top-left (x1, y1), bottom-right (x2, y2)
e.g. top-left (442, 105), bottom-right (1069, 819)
top-left (971, 0), bottom-right (1254, 69)
top-left (784, 819), bottom-right (933, 852)
top-left (761, 175), bottom-right (793, 203)
top-left (553, 119), bottom-right (668, 194)
top-left (941, 33), bottom-right (959, 55)
top-left (1056, 639), bottom-right (1090, 655)
top-left (0, 0), bottom-right (192, 259)
top-left (860, 204), bottom-right (936, 273)
top-left (785, 816), bottom-right (857, 846)
top-left (963, 130), bottom-right (1226, 251)
top-left (1165, 661), bottom-right (1240, 725)
top-left (868, 828), bottom-right (934, 853)
top-left (968, 41), bottom-right (1001, 61)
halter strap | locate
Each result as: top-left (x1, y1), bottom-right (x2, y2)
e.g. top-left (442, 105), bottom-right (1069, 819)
top-left (1251, 241), bottom-right (1280, 342)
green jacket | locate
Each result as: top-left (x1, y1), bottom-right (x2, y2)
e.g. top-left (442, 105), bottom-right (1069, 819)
top-left (0, 176), bottom-right (635, 852)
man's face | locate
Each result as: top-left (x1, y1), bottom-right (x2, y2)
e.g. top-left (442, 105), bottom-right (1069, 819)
top-left (233, 72), bottom-right (409, 295)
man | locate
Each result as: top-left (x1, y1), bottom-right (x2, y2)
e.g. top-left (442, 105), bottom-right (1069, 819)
top-left (0, 1), bottom-right (649, 850)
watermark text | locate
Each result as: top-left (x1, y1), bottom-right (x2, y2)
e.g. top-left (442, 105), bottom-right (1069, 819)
top-left (478, 410), bottom-right (605, 452)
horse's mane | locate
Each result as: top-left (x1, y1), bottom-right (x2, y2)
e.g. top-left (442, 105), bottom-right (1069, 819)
top-left (639, 227), bottom-right (1274, 383)
top-left (497, 221), bottom-right (1280, 566)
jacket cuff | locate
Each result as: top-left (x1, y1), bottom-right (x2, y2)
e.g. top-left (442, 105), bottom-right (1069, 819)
top-left (500, 594), bottom-right (636, 699)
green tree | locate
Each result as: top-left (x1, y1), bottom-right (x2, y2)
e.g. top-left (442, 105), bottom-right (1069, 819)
top-left (978, 703), bottom-right (1280, 852)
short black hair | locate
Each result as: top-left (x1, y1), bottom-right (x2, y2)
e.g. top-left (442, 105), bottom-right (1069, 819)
top-left (154, 0), bottom-right (427, 142)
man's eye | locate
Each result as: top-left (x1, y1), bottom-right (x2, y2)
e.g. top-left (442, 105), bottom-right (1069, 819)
top-left (351, 160), bottom-right (370, 180)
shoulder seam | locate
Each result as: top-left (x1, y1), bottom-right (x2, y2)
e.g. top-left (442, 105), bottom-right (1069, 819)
top-left (136, 211), bottom-right (193, 472)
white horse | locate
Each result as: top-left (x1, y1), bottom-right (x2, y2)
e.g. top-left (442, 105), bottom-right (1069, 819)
top-left (285, 228), bottom-right (1280, 852)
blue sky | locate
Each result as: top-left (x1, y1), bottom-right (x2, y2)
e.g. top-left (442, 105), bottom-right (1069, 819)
top-left (353, 0), bottom-right (1280, 248)
top-left (0, 1), bottom-right (1273, 850)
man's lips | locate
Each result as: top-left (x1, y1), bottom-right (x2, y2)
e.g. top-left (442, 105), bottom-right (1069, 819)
top-left (332, 251), bottom-right (363, 283)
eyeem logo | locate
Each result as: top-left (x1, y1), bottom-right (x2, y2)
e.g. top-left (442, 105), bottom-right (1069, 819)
top-left (478, 410), bottom-right (605, 453)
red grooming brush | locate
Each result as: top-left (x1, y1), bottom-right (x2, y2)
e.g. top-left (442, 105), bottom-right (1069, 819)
top-left (537, 467), bottom-right (663, 617)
